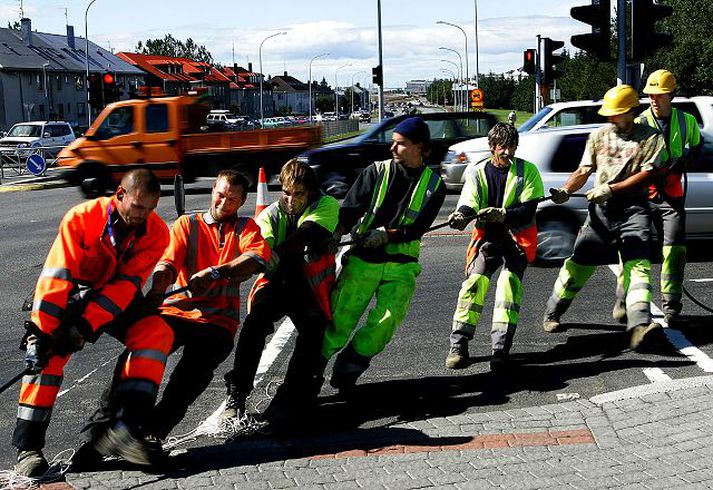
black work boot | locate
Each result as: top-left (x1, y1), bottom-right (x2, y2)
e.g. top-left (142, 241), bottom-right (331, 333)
top-left (489, 349), bottom-right (510, 372)
top-left (15, 449), bottom-right (49, 478)
top-left (94, 421), bottom-right (167, 467)
top-left (69, 440), bottom-right (104, 473)
top-left (330, 344), bottom-right (371, 393)
top-left (445, 343), bottom-right (469, 369)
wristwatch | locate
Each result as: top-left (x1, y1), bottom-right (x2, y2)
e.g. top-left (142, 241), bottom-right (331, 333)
top-left (209, 266), bottom-right (221, 280)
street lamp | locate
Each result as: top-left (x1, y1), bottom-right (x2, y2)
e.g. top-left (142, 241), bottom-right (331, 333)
top-left (473, 0), bottom-right (480, 88)
top-left (440, 59), bottom-right (461, 111)
top-left (350, 70), bottom-right (367, 115)
top-left (42, 62), bottom-right (50, 118)
top-left (437, 20), bottom-right (469, 110)
top-left (258, 31), bottom-right (286, 126)
top-left (439, 47), bottom-right (463, 110)
top-left (334, 63), bottom-right (351, 117)
top-left (84, 0), bottom-right (99, 127)
top-left (440, 68), bottom-right (457, 112)
top-left (308, 52), bottom-right (329, 122)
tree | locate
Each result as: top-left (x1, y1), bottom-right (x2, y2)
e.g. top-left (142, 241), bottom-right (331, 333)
top-left (642, 0), bottom-right (713, 95)
top-left (512, 75), bottom-right (535, 112)
top-left (558, 50), bottom-right (616, 101)
top-left (426, 79), bottom-right (453, 107)
top-left (315, 94), bottom-right (334, 113)
top-left (478, 73), bottom-right (517, 109)
top-left (135, 34), bottom-right (214, 64)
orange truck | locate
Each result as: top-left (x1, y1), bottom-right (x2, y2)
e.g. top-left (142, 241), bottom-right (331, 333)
top-left (57, 95), bottom-right (321, 196)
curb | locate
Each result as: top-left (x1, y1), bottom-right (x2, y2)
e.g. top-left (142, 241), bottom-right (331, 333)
top-left (590, 374), bottom-right (713, 404)
top-left (0, 180), bottom-right (69, 193)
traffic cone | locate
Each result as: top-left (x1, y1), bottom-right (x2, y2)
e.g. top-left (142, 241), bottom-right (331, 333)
top-left (255, 167), bottom-right (268, 217)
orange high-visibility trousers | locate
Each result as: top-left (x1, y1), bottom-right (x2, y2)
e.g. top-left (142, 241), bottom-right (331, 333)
top-left (13, 315), bottom-right (174, 450)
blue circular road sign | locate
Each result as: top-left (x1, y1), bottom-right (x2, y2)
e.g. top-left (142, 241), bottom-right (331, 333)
top-left (26, 154), bottom-right (46, 176)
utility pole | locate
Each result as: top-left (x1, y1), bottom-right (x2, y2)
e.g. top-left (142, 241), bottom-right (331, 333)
top-left (534, 34), bottom-right (542, 112)
top-left (376, 0), bottom-right (385, 122)
top-left (617, 0), bottom-right (626, 84)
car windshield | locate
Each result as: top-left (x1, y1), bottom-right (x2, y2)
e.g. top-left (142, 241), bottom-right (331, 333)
top-left (7, 125), bottom-right (42, 138)
top-left (518, 107), bottom-right (553, 132)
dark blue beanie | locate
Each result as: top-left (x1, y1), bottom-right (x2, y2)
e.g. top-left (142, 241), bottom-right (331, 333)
top-left (393, 117), bottom-right (430, 144)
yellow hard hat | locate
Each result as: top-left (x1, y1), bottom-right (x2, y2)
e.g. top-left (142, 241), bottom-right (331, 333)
top-left (598, 84), bottom-right (640, 116)
top-left (643, 69), bottom-right (677, 94)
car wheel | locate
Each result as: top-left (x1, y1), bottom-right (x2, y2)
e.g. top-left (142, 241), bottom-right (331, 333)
top-left (536, 218), bottom-right (578, 266)
top-left (77, 161), bottom-right (110, 199)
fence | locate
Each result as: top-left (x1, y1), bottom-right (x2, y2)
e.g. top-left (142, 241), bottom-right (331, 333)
top-left (319, 119), bottom-right (360, 140)
top-left (0, 146), bottom-right (64, 179)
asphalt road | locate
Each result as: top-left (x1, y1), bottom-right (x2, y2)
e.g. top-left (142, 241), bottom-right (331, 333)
top-left (1, 183), bottom-right (713, 469)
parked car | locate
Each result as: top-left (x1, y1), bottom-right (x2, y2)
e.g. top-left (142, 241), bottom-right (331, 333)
top-left (0, 121), bottom-right (76, 160)
top-left (443, 124), bottom-right (713, 265)
top-left (518, 96), bottom-right (713, 133)
top-left (297, 111), bottom-right (497, 197)
top-left (443, 97), bottom-right (713, 192)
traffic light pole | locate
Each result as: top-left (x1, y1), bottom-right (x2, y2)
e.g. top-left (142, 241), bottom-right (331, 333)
top-left (376, 0), bottom-right (385, 123)
top-left (534, 35), bottom-right (542, 113)
top-left (617, 0), bottom-right (626, 84)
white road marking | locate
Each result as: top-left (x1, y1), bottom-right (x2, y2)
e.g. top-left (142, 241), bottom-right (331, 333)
top-left (57, 353), bottom-right (120, 398)
top-left (642, 367), bottom-right (672, 383)
top-left (689, 278), bottom-right (713, 283)
top-left (608, 264), bottom-right (713, 375)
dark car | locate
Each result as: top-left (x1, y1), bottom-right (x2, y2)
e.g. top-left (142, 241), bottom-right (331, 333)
top-left (297, 111), bottom-right (497, 197)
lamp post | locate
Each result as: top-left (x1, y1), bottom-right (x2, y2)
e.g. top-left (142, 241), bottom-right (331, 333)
top-left (334, 63), bottom-right (351, 116)
top-left (439, 47), bottom-right (463, 110)
top-left (41, 62), bottom-right (50, 118)
top-left (258, 31), bottom-right (286, 126)
top-left (473, 0), bottom-right (480, 88)
top-left (440, 59), bottom-right (461, 111)
top-left (84, 0), bottom-right (99, 127)
top-left (440, 68), bottom-right (457, 112)
top-left (437, 20), bottom-right (469, 110)
top-left (308, 52), bottom-right (329, 122)
top-left (350, 70), bottom-right (367, 115)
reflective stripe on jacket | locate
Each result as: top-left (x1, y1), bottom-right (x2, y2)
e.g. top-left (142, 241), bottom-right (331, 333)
top-left (159, 213), bottom-right (270, 336)
top-left (637, 107), bottom-right (701, 199)
top-left (462, 157), bottom-right (544, 267)
top-left (249, 194), bottom-right (340, 319)
top-left (356, 160), bottom-right (442, 259)
top-left (31, 196), bottom-right (169, 335)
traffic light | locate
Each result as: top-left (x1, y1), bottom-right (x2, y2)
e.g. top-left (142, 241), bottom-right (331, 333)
top-left (88, 73), bottom-right (103, 109)
top-left (542, 38), bottom-right (565, 84)
top-left (523, 49), bottom-right (536, 75)
top-left (102, 72), bottom-right (118, 104)
top-left (631, 0), bottom-right (673, 60)
top-left (570, 0), bottom-right (611, 60)
top-left (371, 65), bottom-right (383, 86)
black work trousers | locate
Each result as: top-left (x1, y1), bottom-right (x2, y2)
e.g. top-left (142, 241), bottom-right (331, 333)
top-left (80, 315), bottom-right (234, 442)
top-left (224, 281), bottom-right (327, 421)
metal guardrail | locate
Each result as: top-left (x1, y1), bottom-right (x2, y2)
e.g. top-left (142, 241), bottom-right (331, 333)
top-left (0, 145), bottom-right (66, 179)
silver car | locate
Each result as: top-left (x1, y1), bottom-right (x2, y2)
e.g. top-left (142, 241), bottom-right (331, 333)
top-left (443, 124), bottom-right (713, 265)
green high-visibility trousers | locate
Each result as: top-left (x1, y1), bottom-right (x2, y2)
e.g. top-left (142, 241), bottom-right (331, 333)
top-left (322, 256), bottom-right (421, 360)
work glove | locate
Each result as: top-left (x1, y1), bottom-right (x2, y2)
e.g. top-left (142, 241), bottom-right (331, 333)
top-left (550, 187), bottom-right (570, 204)
top-left (322, 231), bottom-right (344, 255)
top-left (448, 211), bottom-right (469, 231)
top-left (359, 228), bottom-right (389, 248)
top-left (479, 207), bottom-right (507, 223)
top-left (586, 184), bottom-right (613, 204)
top-left (24, 334), bottom-right (50, 373)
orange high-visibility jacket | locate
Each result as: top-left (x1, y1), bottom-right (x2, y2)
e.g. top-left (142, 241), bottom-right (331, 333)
top-left (31, 196), bottom-right (170, 336)
top-left (158, 213), bottom-right (270, 336)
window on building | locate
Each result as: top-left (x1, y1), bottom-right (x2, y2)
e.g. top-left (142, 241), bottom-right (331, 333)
top-left (145, 104), bottom-right (169, 133)
top-left (58, 104), bottom-right (64, 118)
top-left (56, 75), bottom-right (62, 90)
top-left (77, 102), bottom-right (86, 116)
top-left (67, 103), bottom-right (71, 115)
top-left (37, 74), bottom-right (43, 90)
top-left (39, 104), bottom-right (46, 118)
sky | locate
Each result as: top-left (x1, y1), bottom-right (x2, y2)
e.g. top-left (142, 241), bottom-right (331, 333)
top-left (0, 0), bottom-right (588, 87)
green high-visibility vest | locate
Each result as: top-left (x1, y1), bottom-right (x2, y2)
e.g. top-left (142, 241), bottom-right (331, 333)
top-left (356, 160), bottom-right (442, 259)
top-left (636, 107), bottom-right (700, 166)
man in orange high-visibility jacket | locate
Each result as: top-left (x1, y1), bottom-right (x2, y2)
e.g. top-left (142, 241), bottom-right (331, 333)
top-left (14, 169), bottom-right (171, 478)
top-left (221, 160), bottom-right (339, 434)
top-left (75, 170), bottom-right (270, 462)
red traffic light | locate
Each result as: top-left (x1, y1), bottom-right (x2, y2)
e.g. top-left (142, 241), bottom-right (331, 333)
top-left (103, 73), bottom-right (115, 85)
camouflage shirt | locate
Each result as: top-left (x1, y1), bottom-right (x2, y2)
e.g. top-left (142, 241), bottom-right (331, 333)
top-left (579, 123), bottom-right (664, 195)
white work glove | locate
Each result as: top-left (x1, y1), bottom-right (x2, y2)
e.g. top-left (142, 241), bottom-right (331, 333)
top-left (360, 228), bottom-right (389, 248)
top-left (586, 184), bottom-right (613, 204)
top-left (448, 211), bottom-right (469, 230)
top-left (550, 187), bottom-right (570, 204)
top-left (478, 207), bottom-right (506, 223)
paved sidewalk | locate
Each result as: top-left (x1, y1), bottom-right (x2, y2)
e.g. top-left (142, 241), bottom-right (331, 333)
top-left (0, 166), bottom-right (69, 192)
top-left (59, 375), bottom-right (713, 489)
